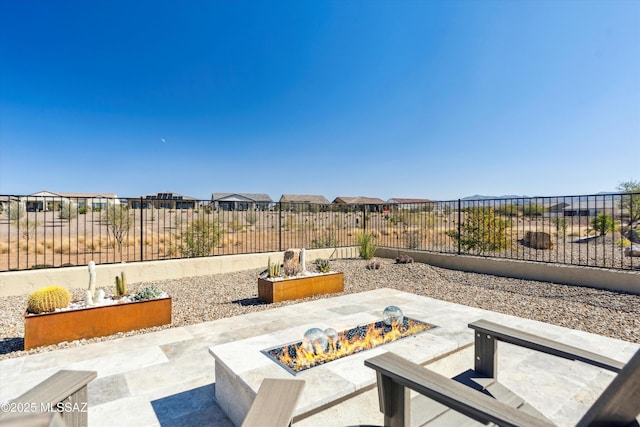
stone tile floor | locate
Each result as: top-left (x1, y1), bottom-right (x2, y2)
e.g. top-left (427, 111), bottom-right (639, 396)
top-left (1, 288), bottom-right (638, 427)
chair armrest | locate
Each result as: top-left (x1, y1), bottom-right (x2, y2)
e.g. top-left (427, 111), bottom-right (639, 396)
top-left (365, 352), bottom-right (554, 427)
top-left (469, 320), bottom-right (625, 372)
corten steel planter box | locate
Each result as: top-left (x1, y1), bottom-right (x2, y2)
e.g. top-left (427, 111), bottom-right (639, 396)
top-left (24, 297), bottom-right (172, 350)
top-left (258, 272), bottom-right (344, 303)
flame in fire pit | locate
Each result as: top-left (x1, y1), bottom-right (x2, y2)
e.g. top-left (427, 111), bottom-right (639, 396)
top-left (263, 316), bottom-right (435, 373)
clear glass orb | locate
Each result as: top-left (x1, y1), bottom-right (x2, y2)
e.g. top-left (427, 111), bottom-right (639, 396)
top-left (302, 328), bottom-right (329, 353)
top-left (324, 328), bottom-right (339, 342)
top-left (383, 306), bottom-right (404, 326)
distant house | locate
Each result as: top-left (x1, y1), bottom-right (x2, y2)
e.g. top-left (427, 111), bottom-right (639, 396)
top-left (212, 193), bottom-right (273, 211)
top-left (23, 191), bottom-right (118, 212)
top-left (387, 198), bottom-right (432, 209)
top-left (562, 200), bottom-right (622, 217)
top-left (543, 202), bottom-right (570, 217)
top-left (132, 192), bottom-right (198, 209)
top-left (332, 196), bottom-right (388, 212)
top-left (0, 195), bottom-right (20, 212)
top-left (279, 194), bottom-right (331, 211)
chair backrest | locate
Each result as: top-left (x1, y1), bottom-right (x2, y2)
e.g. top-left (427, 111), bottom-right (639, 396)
top-left (242, 378), bottom-right (305, 427)
top-left (577, 348), bottom-right (640, 427)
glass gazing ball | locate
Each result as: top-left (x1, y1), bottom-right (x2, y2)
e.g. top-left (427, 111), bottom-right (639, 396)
top-left (302, 328), bottom-right (329, 354)
top-left (383, 306), bottom-right (404, 326)
top-left (324, 328), bottom-right (339, 342)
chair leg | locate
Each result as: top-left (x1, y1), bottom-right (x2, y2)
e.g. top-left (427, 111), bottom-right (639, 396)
top-left (377, 372), bottom-right (410, 427)
top-left (474, 330), bottom-right (497, 378)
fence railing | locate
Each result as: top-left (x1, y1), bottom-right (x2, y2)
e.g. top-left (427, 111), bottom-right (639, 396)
top-left (0, 193), bottom-right (637, 272)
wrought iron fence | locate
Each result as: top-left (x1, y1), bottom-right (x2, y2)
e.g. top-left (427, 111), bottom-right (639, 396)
top-left (0, 193), bottom-right (637, 272)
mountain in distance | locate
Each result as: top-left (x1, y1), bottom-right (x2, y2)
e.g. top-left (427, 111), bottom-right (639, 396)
top-left (461, 194), bottom-right (530, 200)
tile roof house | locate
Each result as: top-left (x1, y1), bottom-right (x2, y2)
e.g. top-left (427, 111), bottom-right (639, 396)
top-left (132, 192), bottom-right (198, 209)
top-left (24, 191), bottom-right (119, 212)
top-left (212, 193), bottom-right (273, 211)
top-left (387, 198), bottom-right (432, 207)
top-left (332, 196), bottom-right (388, 212)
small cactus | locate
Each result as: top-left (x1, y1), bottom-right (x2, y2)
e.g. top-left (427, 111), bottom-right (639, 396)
top-left (366, 261), bottom-right (381, 270)
top-left (267, 257), bottom-right (281, 278)
top-left (27, 286), bottom-right (71, 314)
top-left (95, 289), bottom-right (105, 304)
top-left (87, 260), bottom-right (96, 298)
top-left (395, 255), bottom-right (414, 264)
top-left (84, 290), bottom-right (94, 306)
top-left (314, 258), bottom-right (331, 273)
top-left (115, 271), bottom-right (127, 297)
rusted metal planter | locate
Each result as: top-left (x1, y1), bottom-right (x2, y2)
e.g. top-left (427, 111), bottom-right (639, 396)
top-left (24, 297), bottom-right (172, 350)
top-left (258, 272), bottom-right (344, 303)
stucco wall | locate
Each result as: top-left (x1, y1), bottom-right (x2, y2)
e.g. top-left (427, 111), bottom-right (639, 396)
top-left (376, 248), bottom-right (640, 295)
top-left (0, 247), bottom-right (360, 297)
top-left (1, 246), bottom-right (637, 297)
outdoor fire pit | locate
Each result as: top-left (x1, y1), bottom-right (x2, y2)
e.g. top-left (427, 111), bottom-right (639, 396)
top-left (209, 296), bottom-right (458, 427)
top-left (263, 308), bottom-right (435, 374)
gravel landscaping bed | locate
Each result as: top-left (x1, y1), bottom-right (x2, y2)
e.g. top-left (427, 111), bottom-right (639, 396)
top-left (1, 257), bottom-right (638, 360)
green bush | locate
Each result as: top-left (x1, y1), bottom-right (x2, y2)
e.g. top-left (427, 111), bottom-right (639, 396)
top-left (447, 209), bottom-right (511, 252)
top-left (591, 213), bottom-right (616, 236)
top-left (553, 217), bottom-right (568, 237)
top-left (4, 201), bottom-right (26, 224)
top-left (521, 203), bottom-right (546, 217)
top-left (58, 201), bottom-right (77, 220)
top-left (180, 217), bottom-right (223, 257)
top-left (356, 231), bottom-right (378, 260)
top-left (78, 206), bottom-right (88, 214)
top-left (245, 210), bottom-right (257, 226)
top-left (311, 231), bottom-right (338, 248)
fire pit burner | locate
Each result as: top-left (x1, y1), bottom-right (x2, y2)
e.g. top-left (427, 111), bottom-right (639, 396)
top-left (262, 317), bottom-right (436, 374)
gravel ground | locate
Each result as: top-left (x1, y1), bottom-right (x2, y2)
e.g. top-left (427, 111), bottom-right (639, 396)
top-left (1, 257), bottom-right (638, 360)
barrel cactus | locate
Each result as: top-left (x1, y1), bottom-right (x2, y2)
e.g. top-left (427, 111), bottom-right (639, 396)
top-left (27, 286), bottom-right (71, 314)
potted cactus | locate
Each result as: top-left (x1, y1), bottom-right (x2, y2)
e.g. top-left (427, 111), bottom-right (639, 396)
top-left (23, 264), bottom-right (172, 350)
top-left (257, 250), bottom-right (344, 303)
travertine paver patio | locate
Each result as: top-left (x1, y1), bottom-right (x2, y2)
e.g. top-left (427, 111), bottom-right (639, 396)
top-left (1, 288), bottom-right (638, 426)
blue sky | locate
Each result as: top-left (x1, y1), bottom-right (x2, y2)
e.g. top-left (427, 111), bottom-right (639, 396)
top-left (1, 0), bottom-right (638, 201)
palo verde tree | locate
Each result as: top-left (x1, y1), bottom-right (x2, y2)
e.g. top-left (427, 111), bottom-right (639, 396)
top-left (103, 203), bottom-right (133, 253)
top-left (617, 180), bottom-right (640, 226)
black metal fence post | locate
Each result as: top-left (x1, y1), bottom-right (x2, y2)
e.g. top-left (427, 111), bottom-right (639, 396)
top-left (363, 204), bottom-right (367, 232)
top-left (139, 197), bottom-right (144, 261)
top-left (278, 201), bottom-right (282, 251)
top-left (457, 199), bottom-right (462, 255)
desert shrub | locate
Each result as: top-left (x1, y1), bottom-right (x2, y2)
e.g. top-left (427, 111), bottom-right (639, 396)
top-left (19, 218), bottom-right (42, 240)
top-left (179, 216), bottom-right (223, 257)
top-left (617, 238), bottom-right (631, 247)
top-left (591, 213), bottom-right (616, 236)
top-left (245, 210), bottom-right (257, 226)
top-left (521, 203), bottom-right (546, 217)
top-left (311, 231), bottom-right (338, 248)
top-left (103, 204), bottom-right (133, 252)
top-left (78, 206), bottom-right (88, 214)
top-left (4, 201), bottom-right (26, 224)
top-left (617, 180), bottom-right (640, 225)
top-left (447, 209), bottom-right (511, 252)
top-left (58, 201), bottom-right (77, 220)
top-left (404, 229), bottom-right (424, 249)
top-left (356, 231), bottom-right (378, 260)
top-left (495, 204), bottom-right (519, 217)
top-left (229, 214), bottom-right (244, 232)
top-left (553, 217), bottom-right (568, 237)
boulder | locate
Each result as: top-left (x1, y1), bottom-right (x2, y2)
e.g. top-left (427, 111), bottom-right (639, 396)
top-left (524, 231), bottom-right (554, 250)
top-left (625, 229), bottom-right (640, 244)
top-left (624, 244), bottom-right (640, 257)
top-left (283, 249), bottom-right (302, 276)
